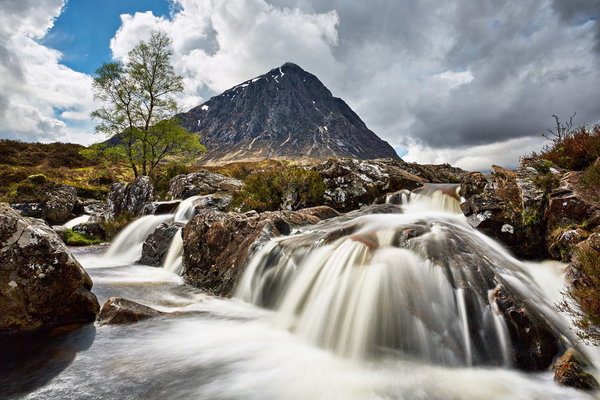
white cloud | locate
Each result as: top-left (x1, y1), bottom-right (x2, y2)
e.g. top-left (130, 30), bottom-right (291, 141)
top-left (0, 0), bottom-right (97, 144)
top-left (110, 0), bottom-right (341, 110)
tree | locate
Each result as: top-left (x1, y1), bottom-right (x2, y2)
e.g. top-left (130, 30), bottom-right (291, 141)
top-left (84, 30), bottom-right (204, 177)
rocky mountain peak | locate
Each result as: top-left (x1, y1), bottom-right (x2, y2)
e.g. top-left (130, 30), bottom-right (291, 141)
top-left (178, 62), bottom-right (399, 164)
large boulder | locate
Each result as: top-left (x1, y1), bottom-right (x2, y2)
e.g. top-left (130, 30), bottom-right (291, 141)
top-left (72, 222), bottom-right (106, 241)
top-left (140, 221), bottom-right (185, 266)
top-left (182, 206), bottom-right (340, 296)
top-left (460, 159), bottom-right (562, 259)
top-left (105, 176), bottom-right (154, 220)
top-left (11, 177), bottom-right (78, 224)
top-left (0, 203), bottom-right (100, 332)
top-left (96, 297), bottom-right (163, 325)
top-left (168, 170), bottom-right (243, 200)
top-left (311, 159), bottom-right (426, 212)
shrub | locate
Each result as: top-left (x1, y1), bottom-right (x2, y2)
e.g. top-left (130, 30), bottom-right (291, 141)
top-left (64, 229), bottom-right (104, 246)
top-left (232, 165), bottom-right (326, 212)
top-left (560, 245), bottom-right (600, 344)
top-left (151, 163), bottom-right (192, 199)
top-left (535, 124), bottom-right (600, 171)
top-left (580, 161), bottom-right (600, 198)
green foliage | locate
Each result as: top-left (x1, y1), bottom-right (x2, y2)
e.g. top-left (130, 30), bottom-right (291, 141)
top-left (231, 165), bottom-right (326, 212)
top-left (151, 162), bottom-right (192, 199)
top-left (528, 159), bottom-right (560, 192)
top-left (99, 213), bottom-right (134, 240)
top-left (64, 229), bottom-right (104, 246)
top-left (561, 245), bottom-right (600, 344)
top-left (580, 161), bottom-right (600, 199)
top-left (0, 140), bottom-right (98, 168)
top-left (87, 30), bottom-right (204, 177)
top-left (521, 207), bottom-right (541, 227)
top-left (535, 123), bottom-right (600, 171)
top-left (74, 186), bottom-right (108, 200)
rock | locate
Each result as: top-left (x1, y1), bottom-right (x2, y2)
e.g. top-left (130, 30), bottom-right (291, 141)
top-left (142, 201), bottom-right (181, 216)
top-left (547, 228), bottom-right (590, 261)
top-left (168, 170), bottom-right (243, 200)
top-left (553, 348), bottom-right (599, 391)
top-left (311, 158), bottom-right (426, 212)
top-left (72, 222), bottom-right (106, 241)
top-left (81, 200), bottom-right (105, 217)
top-left (52, 225), bottom-right (68, 241)
top-left (140, 222), bottom-right (185, 266)
top-left (460, 163), bottom-right (552, 259)
top-left (96, 297), bottom-right (162, 325)
top-left (190, 193), bottom-right (233, 211)
top-left (0, 203), bottom-right (99, 332)
top-left (460, 172), bottom-right (488, 198)
top-left (11, 181), bottom-right (78, 225)
top-left (105, 176), bottom-right (154, 220)
top-left (182, 206), bottom-right (339, 296)
top-left (545, 171), bottom-right (600, 234)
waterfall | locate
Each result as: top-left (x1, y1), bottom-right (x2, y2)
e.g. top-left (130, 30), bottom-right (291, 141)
top-left (236, 186), bottom-right (585, 368)
top-left (103, 195), bottom-right (202, 266)
top-left (104, 214), bottom-right (174, 264)
top-left (63, 214), bottom-right (91, 229)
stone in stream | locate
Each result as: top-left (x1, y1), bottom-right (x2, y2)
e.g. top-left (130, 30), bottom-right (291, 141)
top-left (11, 178), bottom-right (78, 225)
top-left (72, 222), bottom-right (106, 241)
top-left (553, 348), bottom-right (599, 391)
top-left (0, 202), bottom-right (100, 332)
top-left (140, 221), bottom-right (185, 266)
top-left (142, 200), bottom-right (181, 215)
top-left (105, 175), bottom-right (154, 220)
top-left (96, 297), bottom-right (163, 325)
top-left (181, 206), bottom-right (340, 296)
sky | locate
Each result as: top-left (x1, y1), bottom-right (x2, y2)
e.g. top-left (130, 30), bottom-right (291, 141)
top-left (0, 0), bottom-right (599, 170)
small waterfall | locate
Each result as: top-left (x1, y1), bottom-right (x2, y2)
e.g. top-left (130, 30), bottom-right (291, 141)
top-left (63, 214), bottom-right (91, 229)
top-left (104, 214), bottom-right (174, 264)
top-left (236, 186), bottom-right (584, 368)
top-left (383, 183), bottom-right (463, 214)
top-left (103, 195), bottom-right (202, 266)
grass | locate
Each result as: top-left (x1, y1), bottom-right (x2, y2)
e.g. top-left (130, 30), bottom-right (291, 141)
top-left (231, 164), bottom-right (326, 212)
top-left (64, 229), bottom-right (104, 246)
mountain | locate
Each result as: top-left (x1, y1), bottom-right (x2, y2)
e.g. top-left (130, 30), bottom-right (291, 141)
top-left (178, 62), bottom-right (399, 164)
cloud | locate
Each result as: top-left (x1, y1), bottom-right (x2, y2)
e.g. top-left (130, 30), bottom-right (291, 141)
top-left (0, 0), bottom-right (96, 144)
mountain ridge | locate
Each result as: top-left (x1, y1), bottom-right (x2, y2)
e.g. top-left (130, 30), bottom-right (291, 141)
top-left (178, 62), bottom-right (399, 164)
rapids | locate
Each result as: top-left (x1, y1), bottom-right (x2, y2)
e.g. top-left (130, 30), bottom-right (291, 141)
top-left (2, 185), bottom-right (598, 399)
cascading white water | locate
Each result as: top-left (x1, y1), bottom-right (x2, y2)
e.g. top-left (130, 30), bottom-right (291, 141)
top-left (103, 195), bottom-right (201, 268)
top-left (104, 214), bottom-right (174, 264)
top-left (236, 185), bottom-right (592, 371)
top-left (63, 214), bottom-right (91, 229)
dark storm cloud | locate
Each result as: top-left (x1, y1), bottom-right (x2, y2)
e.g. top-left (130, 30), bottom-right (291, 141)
top-left (265, 0), bottom-right (600, 157)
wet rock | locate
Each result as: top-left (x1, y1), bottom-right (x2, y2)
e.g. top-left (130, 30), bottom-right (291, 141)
top-left (311, 158), bottom-right (426, 212)
top-left (460, 164), bottom-right (549, 259)
top-left (105, 176), bottom-right (154, 220)
top-left (168, 170), bottom-right (243, 200)
top-left (81, 200), bottom-right (105, 217)
top-left (547, 228), bottom-right (590, 262)
top-left (182, 207), bottom-right (337, 296)
top-left (72, 222), bottom-right (106, 241)
top-left (191, 193), bottom-right (233, 212)
top-left (140, 222), bottom-right (185, 266)
top-left (142, 201), bottom-right (181, 216)
top-left (553, 348), bottom-right (599, 391)
top-left (0, 203), bottom-right (100, 332)
top-left (460, 172), bottom-right (488, 199)
top-left (97, 297), bottom-right (162, 325)
top-left (11, 182), bottom-right (78, 224)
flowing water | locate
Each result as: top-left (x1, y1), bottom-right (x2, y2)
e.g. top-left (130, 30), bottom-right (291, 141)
top-left (2, 186), bottom-right (599, 399)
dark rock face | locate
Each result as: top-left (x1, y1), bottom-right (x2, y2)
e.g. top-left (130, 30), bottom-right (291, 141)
top-left (460, 163), bottom-right (554, 259)
top-left (312, 158), bottom-right (466, 212)
top-left (177, 62), bottom-right (399, 163)
top-left (0, 203), bottom-right (99, 332)
top-left (142, 201), bottom-right (181, 216)
top-left (181, 206), bottom-right (339, 296)
top-left (168, 171), bottom-right (243, 200)
top-left (553, 348), bottom-right (599, 391)
top-left (72, 222), bottom-right (106, 241)
top-left (190, 193), bottom-right (233, 212)
top-left (105, 176), bottom-right (154, 220)
top-left (140, 222), bottom-right (185, 266)
top-left (11, 183), bottom-right (78, 224)
top-left (96, 297), bottom-right (162, 325)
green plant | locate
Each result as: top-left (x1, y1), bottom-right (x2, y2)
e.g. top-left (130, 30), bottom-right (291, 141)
top-left (521, 207), bottom-right (541, 227)
top-left (231, 165), bottom-right (326, 212)
top-left (64, 229), bottom-right (104, 246)
top-left (99, 213), bottom-right (134, 240)
top-left (86, 30), bottom-right (205, 177)
top-left (559, 245), bottom-right (600, 344)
